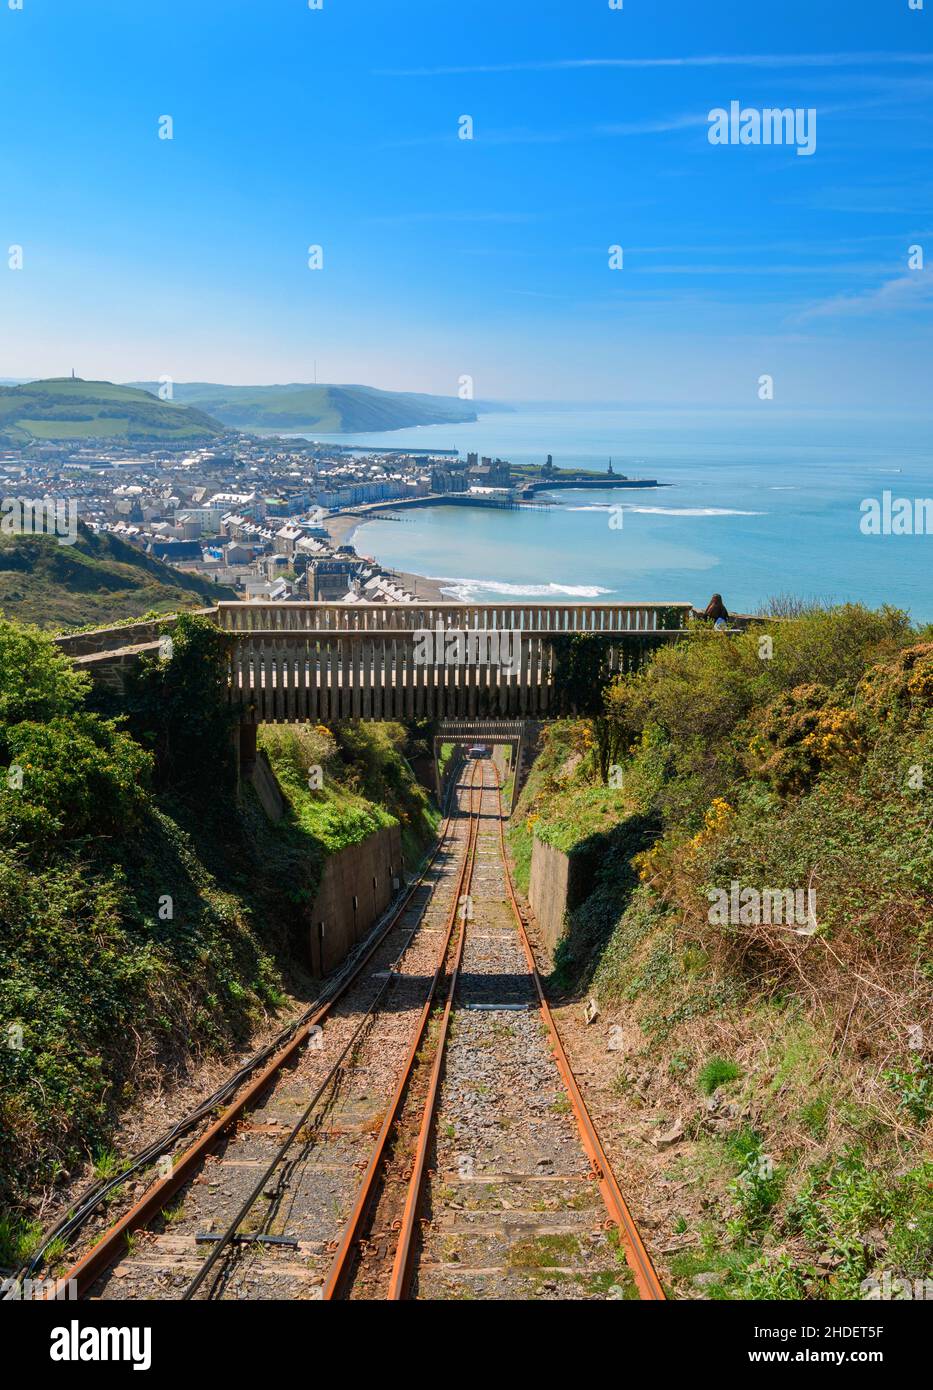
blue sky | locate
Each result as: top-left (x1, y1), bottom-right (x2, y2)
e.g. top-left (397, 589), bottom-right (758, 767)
top-left (1, 0), bottom-right (931, 407)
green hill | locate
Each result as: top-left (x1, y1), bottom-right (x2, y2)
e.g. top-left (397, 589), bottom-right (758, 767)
top-left (0, 525), bottom-right (234, 629)
top-left (126, 381), bottom-right (509, 433)
top-left (0, 379), bottom-right (223, 446)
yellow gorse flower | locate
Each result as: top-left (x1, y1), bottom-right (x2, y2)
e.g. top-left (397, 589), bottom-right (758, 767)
top-left (689, 797), bottom-right (734, 851)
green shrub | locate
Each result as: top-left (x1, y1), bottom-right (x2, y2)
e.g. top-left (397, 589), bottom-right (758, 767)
top-left (0, 617), bottom-right (88, 735)
top-left (698, 1056), bottom-right (742, 1095)
top-left (0, 615), bottom-right (445, 1224)
top-left (787, 1151), bottom-right (933, 1295)
top-left (123, 612), bottom-right (235, 798)
top-left (1, 714), bottom-right (150, 845)
top-left (800, 1093), bottom-right (830, 1139)
top-left (730, 1146), bottom-right (784, 1233)
top-left (882, 1056), bottom-right (933, 1126)
top-left (259, 720), bottom-right (437, 861)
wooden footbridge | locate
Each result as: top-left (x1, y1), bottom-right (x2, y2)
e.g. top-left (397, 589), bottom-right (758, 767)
top-left (214, 601), bottom-right (692, 722)
top-left (55, 600), bottom-right (694, 723)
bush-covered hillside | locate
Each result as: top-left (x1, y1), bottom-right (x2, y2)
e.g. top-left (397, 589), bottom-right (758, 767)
top-left (0, 614), bottom-right (437, 1265)
top-left (510, 606), bottom-right (933, 1300)
top-left (0, 525), bottom-right (234, 629)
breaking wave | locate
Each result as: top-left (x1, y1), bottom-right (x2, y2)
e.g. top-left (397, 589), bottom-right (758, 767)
top-left (431, 577), bottom-right (611, 601)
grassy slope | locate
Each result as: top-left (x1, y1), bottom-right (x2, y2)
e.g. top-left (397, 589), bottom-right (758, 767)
top-left (0, 527), bottom-right (234, 629)
top-left (259, 721), bottom-right (439, 868)
top-left (509, 614), bottom-right (933, 1301)
top-left (0, 379), bottom-right (222, 445)
top-left (126, 381), bottom-right (484, 432)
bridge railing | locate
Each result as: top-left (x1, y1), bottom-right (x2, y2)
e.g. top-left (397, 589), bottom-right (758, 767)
top-left (215, 600), bottom-right (693, 634)
top-left (226, 627), bottom-right (683, 723)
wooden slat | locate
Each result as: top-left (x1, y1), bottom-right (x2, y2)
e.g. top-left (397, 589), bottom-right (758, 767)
top-left (352, 638), bottom-right (362, 721)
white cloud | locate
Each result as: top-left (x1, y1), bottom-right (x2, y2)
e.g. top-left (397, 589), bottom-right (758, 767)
top-left (797, 274), bottom-right (933, 321)
top-left (380, 53), bottom-right (933, 78)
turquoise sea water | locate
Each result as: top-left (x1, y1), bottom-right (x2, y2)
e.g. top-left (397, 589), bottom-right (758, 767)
top-left (309, 409), bottom-right (933, 619)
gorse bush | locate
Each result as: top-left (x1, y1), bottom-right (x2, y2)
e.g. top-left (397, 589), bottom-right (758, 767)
top-left (594, 606), bottom-right (921, 821)
top-left (857, 641), bottom-right (933, 726)
top-left (597, 605), bottom-right (933, 969)
top-left (509, 602), bottom-right (933, 1300)
top-left (746, 684), bottom-right (865, 796)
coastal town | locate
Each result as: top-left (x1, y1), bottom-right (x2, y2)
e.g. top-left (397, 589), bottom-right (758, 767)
top-left (0, 432), bottom-right (650, 606)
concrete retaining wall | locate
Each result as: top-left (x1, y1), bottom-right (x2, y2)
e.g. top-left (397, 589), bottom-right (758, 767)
top-left (492, 744), bottom-right (511, 786)
top-left (307, 824), bottom-right (403, 976)
top-left (248, 749), bottom-right (286, 822)
top-left (527, 828), bottom-right (608, 953)
top-left (528, 836), bottom-right (572, 952)
top-left (437, 748), bottom-right (465, 808)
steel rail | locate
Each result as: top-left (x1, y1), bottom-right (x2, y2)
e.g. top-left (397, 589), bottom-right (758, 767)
top-left (321, 760), bottom-right (485, 1300)
top-left (493, 768), bottom-right (667, 1302)
top-left (51, 769), bottom-right (466, 1300)
top-left (385, 760), bottom-right (666, 1302)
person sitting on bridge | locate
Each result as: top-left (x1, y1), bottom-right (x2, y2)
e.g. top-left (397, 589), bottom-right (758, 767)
top-left (701, 593), bottom-right (730, 630)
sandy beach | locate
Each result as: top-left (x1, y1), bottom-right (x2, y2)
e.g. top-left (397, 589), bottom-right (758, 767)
top-left (324, 508), bottom-right (447, 601)
top-left (322, 511), bottom-right (364, 549)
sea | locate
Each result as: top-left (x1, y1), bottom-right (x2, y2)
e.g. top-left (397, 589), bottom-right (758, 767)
top-left (305, 407), bottom-right (933, 620)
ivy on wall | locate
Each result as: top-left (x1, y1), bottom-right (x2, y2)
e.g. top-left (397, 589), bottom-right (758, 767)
top-left (123, 613), bottom-right (236, 799)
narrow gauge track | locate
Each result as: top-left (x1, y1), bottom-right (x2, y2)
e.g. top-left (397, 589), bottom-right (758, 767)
top-left (54, 758), bottom-right (663, 1302)
top-left (324, 760), bottom-right (665, 1302)
top-left (51, 761), bottom-right (480, 1301)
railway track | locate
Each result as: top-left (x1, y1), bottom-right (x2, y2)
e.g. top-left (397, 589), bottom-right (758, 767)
top-left (325, 761), bottom-right (664, 1301)
top-left (51, 758), bottom-right (663, 1302)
